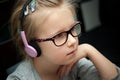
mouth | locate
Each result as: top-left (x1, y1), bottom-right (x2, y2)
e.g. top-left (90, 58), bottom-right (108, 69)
top-left (67, 50), bottom-right (77, 55)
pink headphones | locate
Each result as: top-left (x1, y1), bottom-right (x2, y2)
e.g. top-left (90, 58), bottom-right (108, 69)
top-left (19, 0), bottom-right (41, 57)
top-left (20, 31), bottom-right (37, 57)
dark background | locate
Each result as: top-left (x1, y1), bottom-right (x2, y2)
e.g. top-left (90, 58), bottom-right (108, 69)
top-left (0, 0), bottom-right (120, 79)
top-left (0, 0), bottom-right (15, 42)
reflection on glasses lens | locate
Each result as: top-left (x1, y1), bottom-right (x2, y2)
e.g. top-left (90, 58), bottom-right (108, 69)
top-left (71, 23), bottom-right (81, 37)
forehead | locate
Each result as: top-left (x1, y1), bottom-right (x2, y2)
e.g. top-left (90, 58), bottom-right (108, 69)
top-left (33, 6), bottom-right (75, 38)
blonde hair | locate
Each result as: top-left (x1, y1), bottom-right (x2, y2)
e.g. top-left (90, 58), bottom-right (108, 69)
top-left (10, 0), bottom-right (76, 59)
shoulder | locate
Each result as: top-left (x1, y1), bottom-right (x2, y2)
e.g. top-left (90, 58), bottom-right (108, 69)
top-left (76, 58), bottom-right (93, 68)
top-left (113, 66), bottom-right (120, 80)
top-left (6, 59), bottom-right (36, 80)
top-left (70, 58), bottom-right (94, 75)
top-left (70, 58), bottom-right (101, 79)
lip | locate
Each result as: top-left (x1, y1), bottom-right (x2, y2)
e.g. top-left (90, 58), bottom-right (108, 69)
top-left (67, 49), bottom-right (77, 55)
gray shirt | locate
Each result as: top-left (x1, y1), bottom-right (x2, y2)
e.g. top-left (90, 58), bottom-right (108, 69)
top-left (6, 58), bottom-right (120, 80)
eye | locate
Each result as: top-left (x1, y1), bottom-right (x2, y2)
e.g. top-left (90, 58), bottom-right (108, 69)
top-left (71, 27), bottom-right (75, 31)
top-left (55, 33), bottom-right (65, 38)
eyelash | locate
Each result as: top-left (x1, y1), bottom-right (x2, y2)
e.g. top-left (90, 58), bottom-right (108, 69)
top-left (56, 33), bottom-right (64, 37)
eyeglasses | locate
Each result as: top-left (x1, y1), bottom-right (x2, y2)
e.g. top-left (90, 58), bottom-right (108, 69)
top-left (32, 22), bottom-right (81, 47)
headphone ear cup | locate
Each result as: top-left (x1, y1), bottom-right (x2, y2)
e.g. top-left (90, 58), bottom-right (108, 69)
top-left (24, 44), bottom-right (38, 57)
top-left (20, 31), bottom-right (41, 57)
top-left (29, 40), bottom-right (41, 57)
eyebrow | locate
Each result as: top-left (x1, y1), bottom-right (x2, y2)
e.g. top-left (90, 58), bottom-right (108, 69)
top-left (50, 21), bottom-right (78, 37)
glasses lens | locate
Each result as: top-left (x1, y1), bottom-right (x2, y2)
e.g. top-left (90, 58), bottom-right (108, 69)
top-left (54, 32), bottom-right (67, 46)
top-left (71, 23), bottom-right (81, 37)
top-left (54, 23), bottom-right (81, 46)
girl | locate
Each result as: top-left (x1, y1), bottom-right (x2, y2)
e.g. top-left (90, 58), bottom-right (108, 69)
top-left (7, 0), bottom-right (120, 80)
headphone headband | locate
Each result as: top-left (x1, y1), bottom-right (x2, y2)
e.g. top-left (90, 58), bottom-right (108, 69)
top-left (19, 0), bottom-right (36, 29)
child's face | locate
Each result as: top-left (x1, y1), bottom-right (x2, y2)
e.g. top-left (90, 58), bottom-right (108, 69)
top-left (34, 7), bottom-right (79, 65)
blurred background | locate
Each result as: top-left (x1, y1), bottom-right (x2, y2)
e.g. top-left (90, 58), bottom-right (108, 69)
top-left (0, 0), bottom-right (120, 79)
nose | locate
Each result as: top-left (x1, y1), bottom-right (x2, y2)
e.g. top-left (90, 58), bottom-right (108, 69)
top-left (67, 34), bottom-right (77, 47)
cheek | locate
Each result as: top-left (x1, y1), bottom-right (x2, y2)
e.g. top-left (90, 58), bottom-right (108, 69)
top-left (39, 42), bottom-right (67, 64)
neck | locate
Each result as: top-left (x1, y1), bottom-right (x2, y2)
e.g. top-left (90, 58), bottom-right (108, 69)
top-left (33, 57), bottom-right (60, 77)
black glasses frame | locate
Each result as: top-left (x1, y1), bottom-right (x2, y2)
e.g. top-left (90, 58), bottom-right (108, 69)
top-left (33, 22), bottom-right (81, 47)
